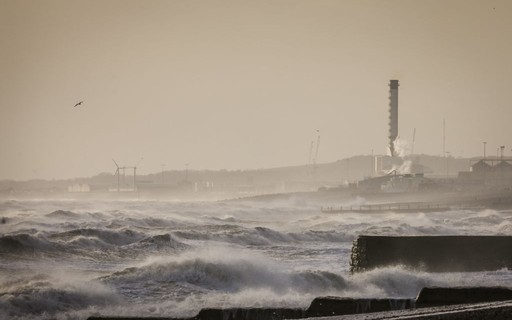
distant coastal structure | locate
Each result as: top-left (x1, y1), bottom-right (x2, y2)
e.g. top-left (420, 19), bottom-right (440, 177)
top-left (67, 183), bottom-right (90, 193)
top-left (388, 80), bottom-right (399, 157)
top-left (459, 157), bottom-right (512, 187)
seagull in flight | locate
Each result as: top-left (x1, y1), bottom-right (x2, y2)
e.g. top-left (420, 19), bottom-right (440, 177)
top-left (73, 101), bottom-right (84, 107)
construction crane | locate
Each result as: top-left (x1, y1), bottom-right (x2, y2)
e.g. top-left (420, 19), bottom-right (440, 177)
top-left (308, 141), bottom-right (314, 165)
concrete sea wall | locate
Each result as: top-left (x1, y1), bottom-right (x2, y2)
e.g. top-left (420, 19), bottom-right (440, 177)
top-left (350, 235), bottom-right (512, 273)
top-left (87, 287), bottom-right (512, 320)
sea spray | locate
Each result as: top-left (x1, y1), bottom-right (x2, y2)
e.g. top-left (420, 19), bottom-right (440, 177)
top-left (1, 199), bottom-right (511, 319)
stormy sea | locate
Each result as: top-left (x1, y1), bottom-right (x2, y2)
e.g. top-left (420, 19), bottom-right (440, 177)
top-left (1, 198), bottom-right (512, 319)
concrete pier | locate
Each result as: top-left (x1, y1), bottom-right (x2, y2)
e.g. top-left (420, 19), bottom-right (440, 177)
top-left (350, 235), bottom-right (512, 273)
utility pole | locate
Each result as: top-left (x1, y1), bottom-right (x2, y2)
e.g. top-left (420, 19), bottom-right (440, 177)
top-left (308, 141), bottom-right (314, 165)
top-left (133, 167), bottom-right (136, 191)
top-left (371, 149), bottom-right (374, 177)
top-left (411, 128), bottom-right (416, 155)
top-left (445, 151), bottom-right (450, 179)
top-left (161, 164), bottom-right (166, 184)
top-left (313, 130), bottom-right (320, 166)
top-left (500, 146), bottom-right (505, 186)
top-left (443, 119), bottom-right (446, 157)
top-left (132, 158), bottom-right (143, 192)
top-left (346, 158), bottom-right (350, 182)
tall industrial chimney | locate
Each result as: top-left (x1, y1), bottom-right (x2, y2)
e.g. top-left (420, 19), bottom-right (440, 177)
top-left (388, 80), bottom-right (399, 157)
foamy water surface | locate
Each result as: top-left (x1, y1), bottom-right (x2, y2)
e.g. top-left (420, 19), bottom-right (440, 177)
top-left (0, 198), bottom-right (511, 319)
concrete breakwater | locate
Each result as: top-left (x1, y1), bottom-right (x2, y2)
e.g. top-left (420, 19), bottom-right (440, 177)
top-left (350, 235), bottom-right (512, 273)
top-left (87, 287), bottom-right (512, 320)
top-left (87, 298), bottom-right (412, 320)
top-left (304, 297), bottom-right (413, 317)
top-left (88, 236), bottom-right (512, 320)
top-left (416, 287), bottom-right (512, 308)
top-left (334, 301), bottom-right (512, 320)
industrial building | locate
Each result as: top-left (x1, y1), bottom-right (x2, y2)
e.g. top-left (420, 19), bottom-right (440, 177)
top-left (458, 158), bottom-right (512, 187)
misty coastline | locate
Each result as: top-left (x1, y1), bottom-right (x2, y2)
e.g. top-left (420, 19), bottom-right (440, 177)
top-left (2, 152), bottom-right (512, 319)
top-left (0, 154), bottom-right (477, 201)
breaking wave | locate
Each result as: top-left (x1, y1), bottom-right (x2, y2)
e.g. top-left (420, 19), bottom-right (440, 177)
top-left (132, 233), bottom-right (189, 251)
top-left (0, 234), bottom-right (52, 253)
top-left (0, 274), bottom-right (119, 319)
top-left (46, 209), bottom-right (81, 219)
top-left (51, 228), bottom-right (145, 246)
top-left (101, 250), bottom-right (349, 295)
top-left (172, 225), bottom-right (352, 246)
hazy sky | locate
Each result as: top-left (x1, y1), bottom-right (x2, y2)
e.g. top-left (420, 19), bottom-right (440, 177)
top-left (1, 0), bottom-right (512, 180)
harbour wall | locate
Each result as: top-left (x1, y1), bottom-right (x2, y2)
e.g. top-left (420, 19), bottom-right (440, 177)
top-left (87, 287), bottom-right (512, 320)
top-left (350, 235), bottom-right (512, 273)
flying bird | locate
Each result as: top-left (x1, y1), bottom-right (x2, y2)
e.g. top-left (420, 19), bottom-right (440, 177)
top-left (73, 101), bottom-right (84, 107)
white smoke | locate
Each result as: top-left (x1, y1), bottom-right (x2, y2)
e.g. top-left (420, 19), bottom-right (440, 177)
top-left (392, 136), bottom-right (411, 158)
top-left (397, 160), bottom-right (413, 174)
top-left (388, 160), bottom-right (413, 175)
top-left (388, 137), bottom-right (413, 174)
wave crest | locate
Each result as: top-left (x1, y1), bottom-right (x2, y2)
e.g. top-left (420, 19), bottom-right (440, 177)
top-left (51, 228), bottom-right (144, 246)
top-left (102, 254), bottom-right (350, 295)
top-left (0, 234), bottom-right (51, 253)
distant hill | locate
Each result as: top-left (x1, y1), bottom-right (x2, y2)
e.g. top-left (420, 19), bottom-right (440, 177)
top-left (0, 154), bottom-right (473, 196)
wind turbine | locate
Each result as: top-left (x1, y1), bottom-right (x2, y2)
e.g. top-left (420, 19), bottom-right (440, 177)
top-left (112, 159), bottom-right (120, 192)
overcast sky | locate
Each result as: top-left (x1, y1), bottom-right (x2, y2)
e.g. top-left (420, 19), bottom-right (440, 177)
top-left (1, 0), bottom-right (511, 180)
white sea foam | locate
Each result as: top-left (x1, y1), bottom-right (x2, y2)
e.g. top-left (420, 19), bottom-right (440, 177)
top-left (1, 199), bottom-right (511, 319)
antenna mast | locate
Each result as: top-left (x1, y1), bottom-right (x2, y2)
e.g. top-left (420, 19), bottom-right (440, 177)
top-left (443, 119), bottom-right (446, 157)
top-left (161, 164), bottom-right (166, 184)
top-left (313, 130), bottom-right (320, 165)
top-left (411, 128), bottom-right (416, 155)
top-left (308, 141), bottom-right (314, 165)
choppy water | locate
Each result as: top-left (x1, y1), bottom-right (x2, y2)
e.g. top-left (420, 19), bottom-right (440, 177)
top-left (1, 198), bottom-right (511, 319)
